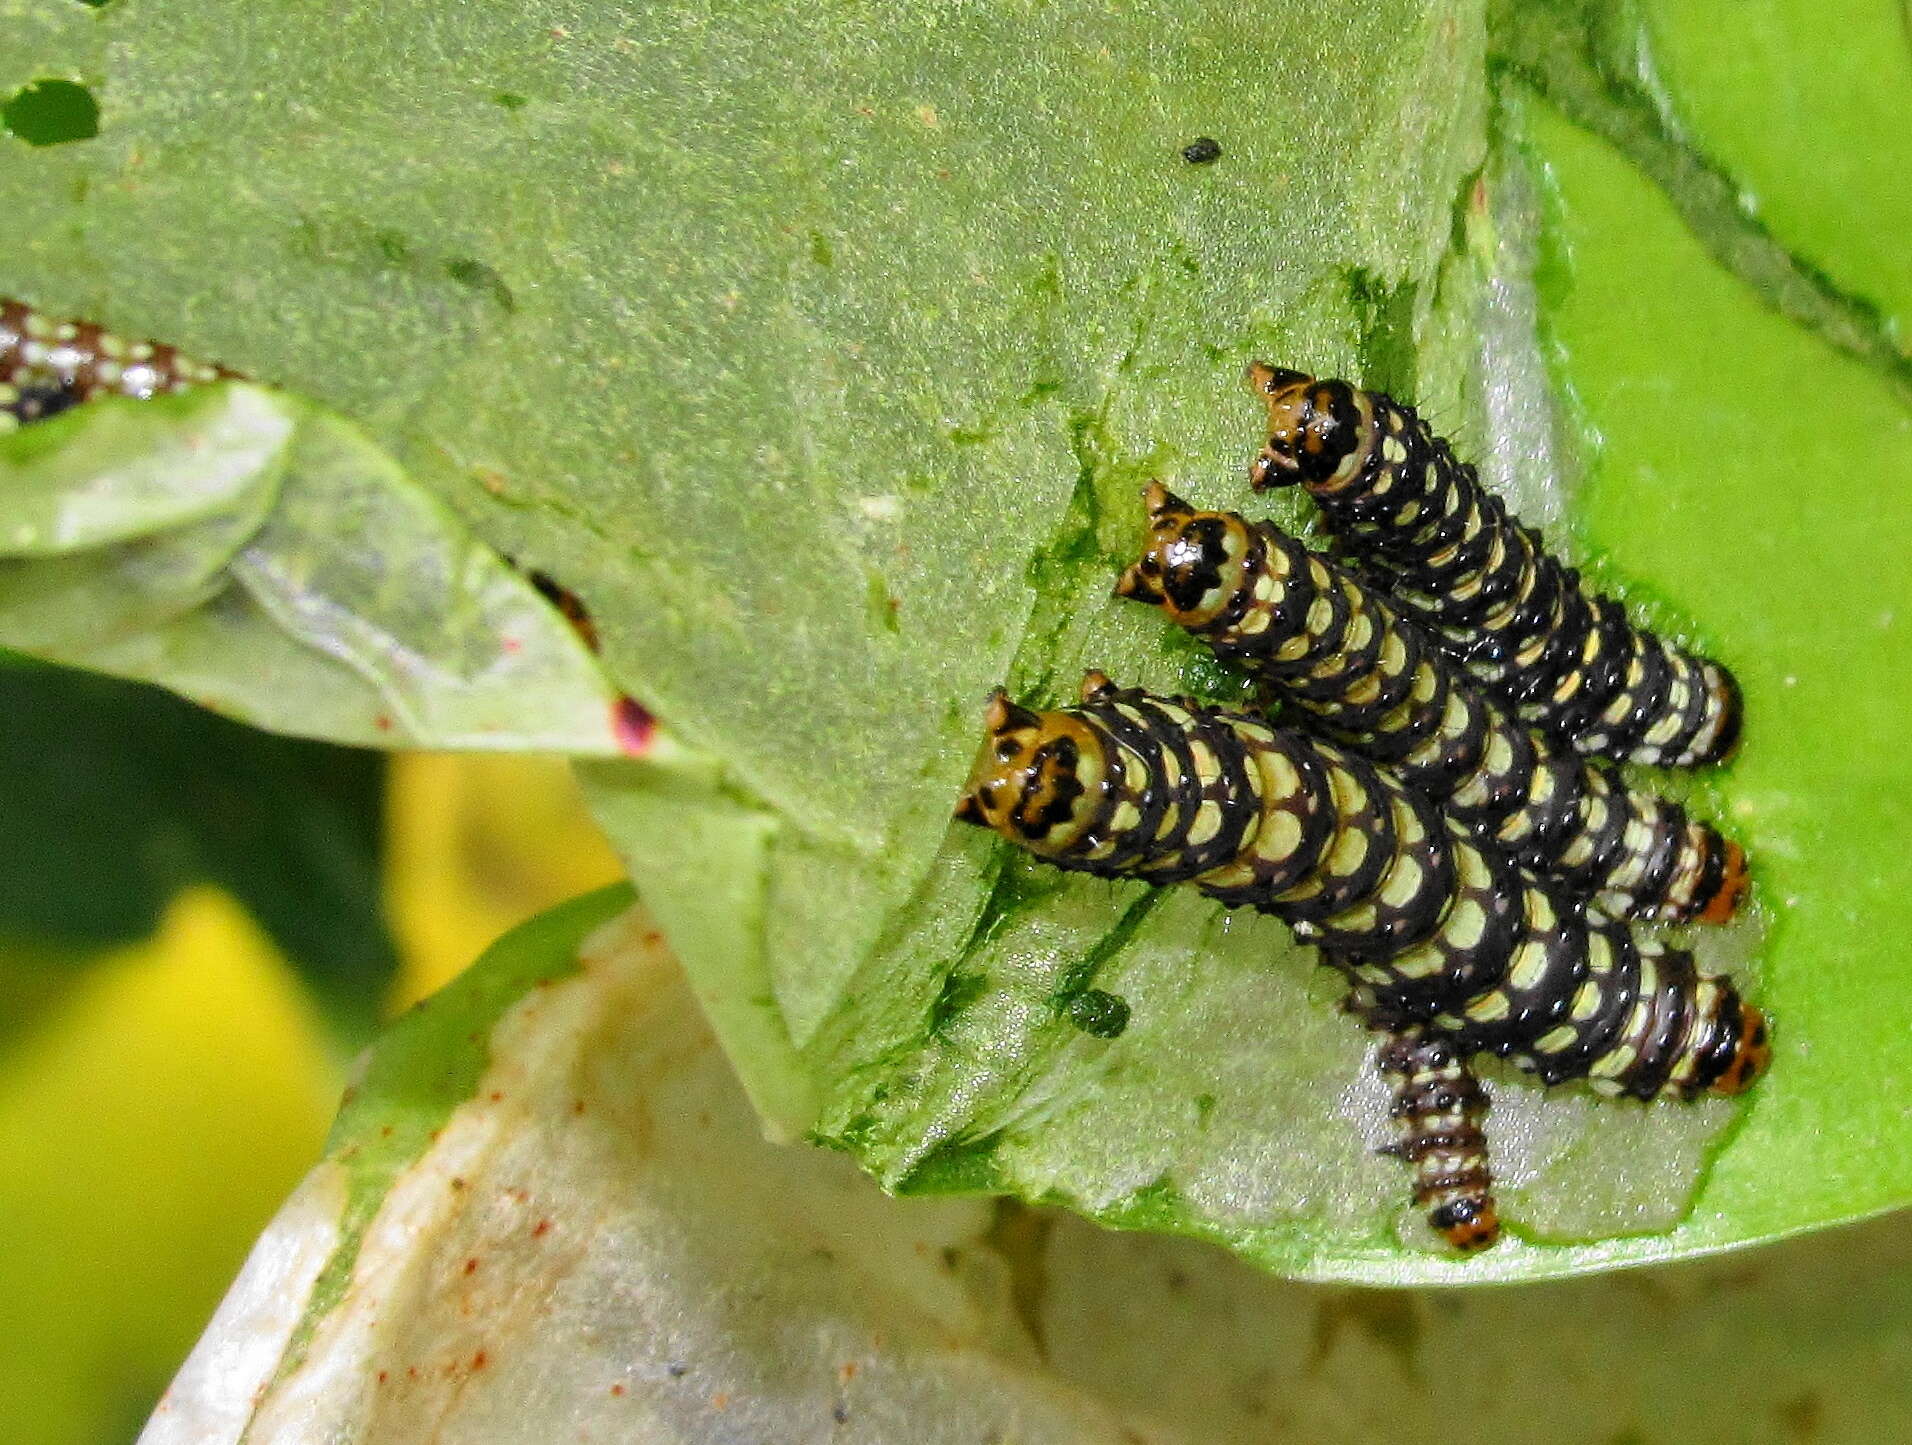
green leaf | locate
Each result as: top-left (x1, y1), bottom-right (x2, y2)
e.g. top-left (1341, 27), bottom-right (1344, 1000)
top-left (148, 902), bottom-right (1912, 1440)
top-left (0, 655), bottom-right (397, 1040)
top-left (0, 386), bottom-right (634, 753)
top-left (1490, 0), bottom-right (1912, 406)
top-left (1497, 73), bottom-right (1912, 1264)
top-left (8, 0), bottom-right (1911, 1281)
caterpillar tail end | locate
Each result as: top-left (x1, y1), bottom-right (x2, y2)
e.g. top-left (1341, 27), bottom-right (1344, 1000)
top-left (1697, 839), bottom-right (1751, 925)
top-left (1708, 1003), bottom-right (1772, 1097)
top-left (1427, 1195), bottom-right (1501, 1254)
top-left (1379, 1029), bottom-right (1501, 1254)
top-left (1693, 663), bottom-right (1745, 767)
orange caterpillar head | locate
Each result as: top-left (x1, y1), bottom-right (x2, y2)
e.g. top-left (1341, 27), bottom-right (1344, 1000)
top-left (1246, 362), bottom-right (1368, 492)
top-left (954, 688), bottom-right (1108, 856)
top-left (1115, 483), bottom-right (1257, 631)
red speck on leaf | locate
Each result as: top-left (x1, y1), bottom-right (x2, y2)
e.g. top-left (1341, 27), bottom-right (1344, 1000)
top-left (613, 696), bottom-right (657, 756)
top-left (464, 1258), bottom-right (479, 1276)
top-left (611, 1384), bottom-right (627, 1397)
top-left (533, 1217), bottom-right (553, 1238)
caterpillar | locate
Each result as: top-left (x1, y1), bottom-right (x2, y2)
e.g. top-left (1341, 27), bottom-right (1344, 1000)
top-left (1116, 485), bottom-right (1748, 925)
top-left (954, 675), bottom-right (1770, 1251)
top-left (1, 296), bottom-right (230, 433)
top-left (1247, 365), bottom-right (1742, 770)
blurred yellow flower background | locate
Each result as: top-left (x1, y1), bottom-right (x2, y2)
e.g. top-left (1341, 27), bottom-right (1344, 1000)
top-left (0, 755), bottom-right (623, 1445)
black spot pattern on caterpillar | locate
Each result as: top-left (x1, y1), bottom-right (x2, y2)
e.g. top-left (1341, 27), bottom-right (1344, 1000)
top-left (1, 296), bottom-right (232, 434)
top-left (957, 676), bottom-right (1771, 1251)
top-left (0, 378), bottom-right (80, 429)
top-left (1246, 365), bottom-right (1741, 769)
top-left (1118, 487), bottom-right (1749, 926)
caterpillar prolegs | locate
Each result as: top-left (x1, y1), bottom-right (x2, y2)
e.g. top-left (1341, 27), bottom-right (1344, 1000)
top-left (1117, 486), bottom-right (1748, 926)
top-left (955, 677), bottom-right (1770, 1251)
top-left (1, 297), bottom-right (230, 432)
top-left (1248, 365), bottom-right (1741, 769)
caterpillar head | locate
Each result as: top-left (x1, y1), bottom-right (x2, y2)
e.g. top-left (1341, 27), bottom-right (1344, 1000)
top-left (1247, 363), bottom-right (1365, 492)
top-left (955, 689), bottom-right (1106, 855)
top-left (1116, 483), bottom-right (1257, 631)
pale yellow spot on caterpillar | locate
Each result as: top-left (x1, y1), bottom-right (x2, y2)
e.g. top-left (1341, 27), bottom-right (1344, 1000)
top-left (1325, 824), bottom-right (1369, 878)
top-left (1393, 943), bottom-right (1446, 980)
top-left (1591, 1040), bottom-right (1637, 1079)
top-left (1569, 980), bottom-right (1602, 1021)
top-left (1252, 809), bottom-right (1303, 865)
top-left (1465, 990), bottom-right (1510, 1023)
top-left (1507, 940), bottom-right (1548, 993)
top-left (1380, 855), bottom-right (1423, 906)
top-left (1444, 900), bottom-right (1487, 951)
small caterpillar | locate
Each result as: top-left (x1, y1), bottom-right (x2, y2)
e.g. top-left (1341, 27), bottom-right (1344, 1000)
top-left (1117, 485), bottom-right (1748, 925)
top-left (955, 676), bottom-right (1770, 1251)
top-left (1, 296), bottom-right (230, 433)
top-left (1247, 365), bottom-right (1742, 769)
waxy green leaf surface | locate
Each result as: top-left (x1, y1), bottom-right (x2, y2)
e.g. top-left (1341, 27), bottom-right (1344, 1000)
top-left (6, 0), bottom-right (1912, 1282)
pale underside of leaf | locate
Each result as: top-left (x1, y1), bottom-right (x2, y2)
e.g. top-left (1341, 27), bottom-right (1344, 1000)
top-left (0, 386), bottom-right (635, 753)
top-left (145, 901), bottom-right (1912, 1442)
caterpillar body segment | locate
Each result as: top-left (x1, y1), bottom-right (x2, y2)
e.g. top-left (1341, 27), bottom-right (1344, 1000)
top-left (955, 678), bottom-right (1771, 1248)
top-left (1377, 1028), bottom-right (1497, 1252)
top-left (1245, 365), bottom-right (1742, 770)
top-left (1, 296), bottom-right (231, 434)
top-left (1118, 488), bottom-right (1747, 925)
top-left (0, 379), bottom-right (81, 430)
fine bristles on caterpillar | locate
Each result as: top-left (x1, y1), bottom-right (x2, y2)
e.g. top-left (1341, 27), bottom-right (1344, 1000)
top-left (1, 296), bottom-right (232, 433)
top-left (1246, 365), bottom-right (1742, 770)
top-left (956, 676), bottom-right (1772, 1251)
top-left (1118, 486), bottom-right (1748, 926)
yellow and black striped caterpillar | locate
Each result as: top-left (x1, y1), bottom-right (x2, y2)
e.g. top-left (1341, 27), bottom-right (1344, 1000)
top-left (1248, 366), bottom-right (1741, 769)
top-left (1, 296), bottom-right (229, 434)
top-left (1117, 485), bottom-right (1748, 926)
top-left (955, 675), bottom-right (1770, 1251)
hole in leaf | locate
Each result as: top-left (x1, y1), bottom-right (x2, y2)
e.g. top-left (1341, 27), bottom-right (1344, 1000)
top-left (2, 79), bottom-right (101, 146)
